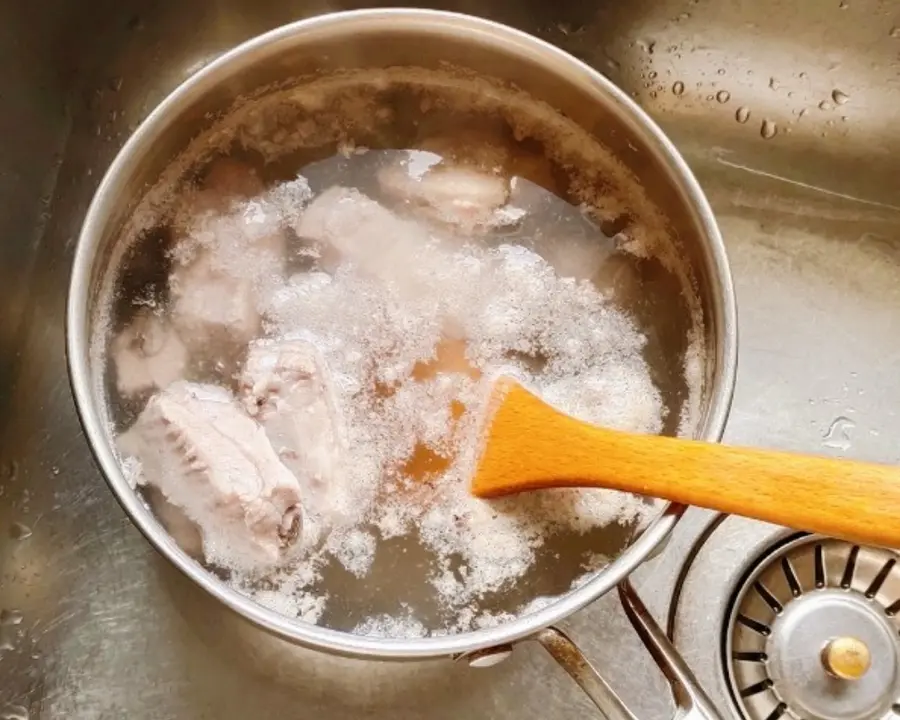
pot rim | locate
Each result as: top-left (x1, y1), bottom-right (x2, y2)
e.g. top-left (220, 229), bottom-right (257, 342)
top-left (66, 7), bottom-right (738, 660)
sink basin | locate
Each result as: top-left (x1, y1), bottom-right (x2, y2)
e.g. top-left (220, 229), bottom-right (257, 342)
top-left (1, 1), bottom-right (899, 718)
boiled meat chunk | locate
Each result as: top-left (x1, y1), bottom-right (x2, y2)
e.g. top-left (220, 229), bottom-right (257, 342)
top-left (110, 310), bottom-right (188, 397)
top-left (377, 150), bottom-right (517, 232)
top-left (119, 381), bottom-right (304, 570)
top-left (507, 175), bottom-right (613, 282)
top-left (169, 161), bottom-right (289, 354)
top-left (295, 187), bottom-right (434, 295)
top-left (169, 246), bottom-right (263, 352)
top-left (240, 338), bottom-right (344, 514)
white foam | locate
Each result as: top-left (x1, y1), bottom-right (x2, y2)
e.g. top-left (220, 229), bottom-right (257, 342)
top-left (114, 179), bottom-right (670, 632)
top-left (250, 188), bottom-right (664, 616)
top-left (96, 79), bottom-right (714, 635)
top-left (353, 612), bottom-right (428, 639)
top-left (325, 527), bottom-right (377, 579)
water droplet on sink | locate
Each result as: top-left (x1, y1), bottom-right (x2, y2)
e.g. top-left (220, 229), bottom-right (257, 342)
top-left (0, 610), bottom-right (22, 626)
top-left (735, 106), bottom-right (751, 123)
top-left (637, 38), bottom-right (656, 54)
top-left (832, 89), bottom-right (850, 105)
top-left (823, 416), bottom-right (855, 450)
top-left (3, 461), bottom-right (18, 481)
top-left (891, 27), bottom-right (900, 38)
top-left (0, 633), bottom-right (14, 652)
top-left (760, 119), bottom-right (778, 139)
top-left (51, 466), bottom-right (59, 476)
top-left (717, 68), bottom-right (726, 76)
top-left (769, 77), bottom-right (779, 90)
top-left (10, 522), bottom-right (32, 540)
top-left (716, 90), bottom-right (731, 103)
top-left (108, 77), bottom-right (123, 92)
top-left (648, 70), bottom-right (658, 80)
top-left (0, 705), bottom-right (29, 720)
top-left (672, 81), bottom-right (685, 96)
top-left (819, 100), bottom-right (833, 111)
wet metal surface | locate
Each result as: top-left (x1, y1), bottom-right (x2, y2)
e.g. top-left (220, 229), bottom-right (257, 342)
top-left (2, 0), bottom-right (900, 717)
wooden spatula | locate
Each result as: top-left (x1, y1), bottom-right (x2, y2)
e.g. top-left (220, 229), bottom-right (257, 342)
top-left (470, 377), bottom-right (900, 549)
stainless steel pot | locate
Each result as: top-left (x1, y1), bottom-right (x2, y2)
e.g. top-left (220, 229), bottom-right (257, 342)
top-left (66, 9), bottom-right (737, 717)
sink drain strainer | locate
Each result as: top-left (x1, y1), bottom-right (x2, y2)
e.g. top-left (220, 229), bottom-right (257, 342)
top-left (724, 535), bottom-right (900, 720)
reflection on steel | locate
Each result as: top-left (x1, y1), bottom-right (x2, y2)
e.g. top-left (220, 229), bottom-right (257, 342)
top-left (536, 626), bottom-right (639, 720)
top-left (618, 581), bottom-right (722, 720)
top-left (535, 581), bottom-right (722, 720)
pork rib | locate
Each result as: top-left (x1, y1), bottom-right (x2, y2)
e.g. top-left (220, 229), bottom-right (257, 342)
top-left (240, 338), bottom-right (345, 529)
top-left (119, 381), bottom-right (304, 570)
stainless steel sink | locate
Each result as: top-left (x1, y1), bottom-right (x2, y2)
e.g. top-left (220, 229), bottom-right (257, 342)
top-left (2, 1), bottom-right (899, 718)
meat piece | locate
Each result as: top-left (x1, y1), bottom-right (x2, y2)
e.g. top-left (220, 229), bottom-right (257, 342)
top-left (169, 249), bottom-right (262, 351)
top-left (169, 192), bottom-right (288, 354)
top-left (240, 338), bottom-right (344, 511)
top-left (110, 310), bottom-right (188, 397)
top-left (377, 151), bottom-right (514, 232)
top-left (119, 381), bottom-right (304, 570)
top-left (295, 187), bottom-right (434, 295)
top-left (506, 176), bottom-right (613, 282)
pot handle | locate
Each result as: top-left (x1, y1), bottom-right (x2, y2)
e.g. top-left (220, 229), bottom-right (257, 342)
top-left (534, 579), bottom-right (722, 720)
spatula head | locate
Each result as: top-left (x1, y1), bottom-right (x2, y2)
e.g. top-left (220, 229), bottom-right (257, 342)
top-left (470, 376), bottom-right (594, 498)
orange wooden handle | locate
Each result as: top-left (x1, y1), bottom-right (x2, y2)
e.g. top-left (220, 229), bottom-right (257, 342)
top-left (472, 382), bottom-right (900, 549)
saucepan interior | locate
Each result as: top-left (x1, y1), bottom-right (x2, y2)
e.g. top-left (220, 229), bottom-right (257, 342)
top-left (66, 9), bottom-right (736, 659)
